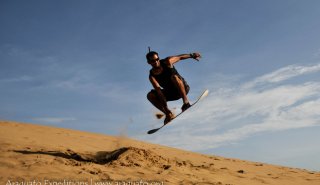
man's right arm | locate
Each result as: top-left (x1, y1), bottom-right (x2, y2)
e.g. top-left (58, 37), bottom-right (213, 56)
top-left (149, 75), bottom-right (167, 103)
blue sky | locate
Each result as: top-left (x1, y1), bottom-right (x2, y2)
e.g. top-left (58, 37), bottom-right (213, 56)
top-left (1, 0), bottom-right (320, 171)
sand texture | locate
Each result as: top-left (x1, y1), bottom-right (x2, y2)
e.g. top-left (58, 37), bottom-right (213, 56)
top-left (1, 120), bottom-right (319, 185)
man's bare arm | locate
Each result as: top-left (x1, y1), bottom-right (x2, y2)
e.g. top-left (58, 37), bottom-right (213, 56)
top-left (165, 52), bottom-right (201, 66)
top-left (149, 75), bottom-right (167, 103)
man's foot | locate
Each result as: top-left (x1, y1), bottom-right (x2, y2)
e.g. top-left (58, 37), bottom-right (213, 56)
top-left (181, 102), bottom-right (191, 112)
top-left (164, 112), bottom-right (175, 125)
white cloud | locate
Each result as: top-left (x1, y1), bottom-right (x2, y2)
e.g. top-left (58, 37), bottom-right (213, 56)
top-left (314, 48), bottom-right (320, 58)
top-left (244, 64), bottom-right (320, 88)
top-left (32, 117), bottom-right (76, 124)
top-left (52, 77), bottom-right (144, 104)
top-left (0, 75), bottom-right (34, 83)
top-left (140, 63), bottom-right (320, 151)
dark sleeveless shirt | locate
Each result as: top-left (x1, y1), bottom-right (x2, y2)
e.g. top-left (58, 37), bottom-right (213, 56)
top-left (149, 59), bottom-right (183, 89)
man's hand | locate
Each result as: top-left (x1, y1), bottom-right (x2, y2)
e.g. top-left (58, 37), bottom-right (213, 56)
top-left (190, 52), bottom-right (201, 61)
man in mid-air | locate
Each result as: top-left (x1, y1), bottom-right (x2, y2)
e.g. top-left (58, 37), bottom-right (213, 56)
top-left (146, 50), bottom-right (201, 124)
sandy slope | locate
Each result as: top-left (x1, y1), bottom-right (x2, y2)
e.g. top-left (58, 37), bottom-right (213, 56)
top-left (0, 120), bottom-right (319, 185)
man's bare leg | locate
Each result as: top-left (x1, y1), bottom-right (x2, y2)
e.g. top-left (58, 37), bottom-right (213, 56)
top-left (147, 91), bottom-right (174, 124)
top-left (171, 75), bottom-right (191, 111)
top-left (147, 91), bottom-right (167, 113)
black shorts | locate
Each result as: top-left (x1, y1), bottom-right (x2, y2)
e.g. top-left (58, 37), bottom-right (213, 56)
top-left (150, 82), bottom-right (190, 101)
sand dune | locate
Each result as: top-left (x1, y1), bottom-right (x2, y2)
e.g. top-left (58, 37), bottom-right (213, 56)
top-left (0, 120), bottom-right (319, 185)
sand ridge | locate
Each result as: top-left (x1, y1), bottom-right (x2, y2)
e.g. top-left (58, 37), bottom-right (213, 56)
top-left (0, 120), bottom-right (319, 185)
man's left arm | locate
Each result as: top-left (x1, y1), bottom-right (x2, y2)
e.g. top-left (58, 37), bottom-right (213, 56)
top-left (166, 52), bottom-right (201, 66)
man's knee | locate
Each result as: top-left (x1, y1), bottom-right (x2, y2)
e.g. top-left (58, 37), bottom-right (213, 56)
top-left (171, 75), bottom-right (183, 84)
top-left (171, 75), bottom-right (189, 94)
top-left (147, 91), bottom-right (156, 102)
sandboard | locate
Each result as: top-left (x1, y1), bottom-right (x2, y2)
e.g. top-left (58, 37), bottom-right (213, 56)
top-left (147, 89), bottom-right (209, 134)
